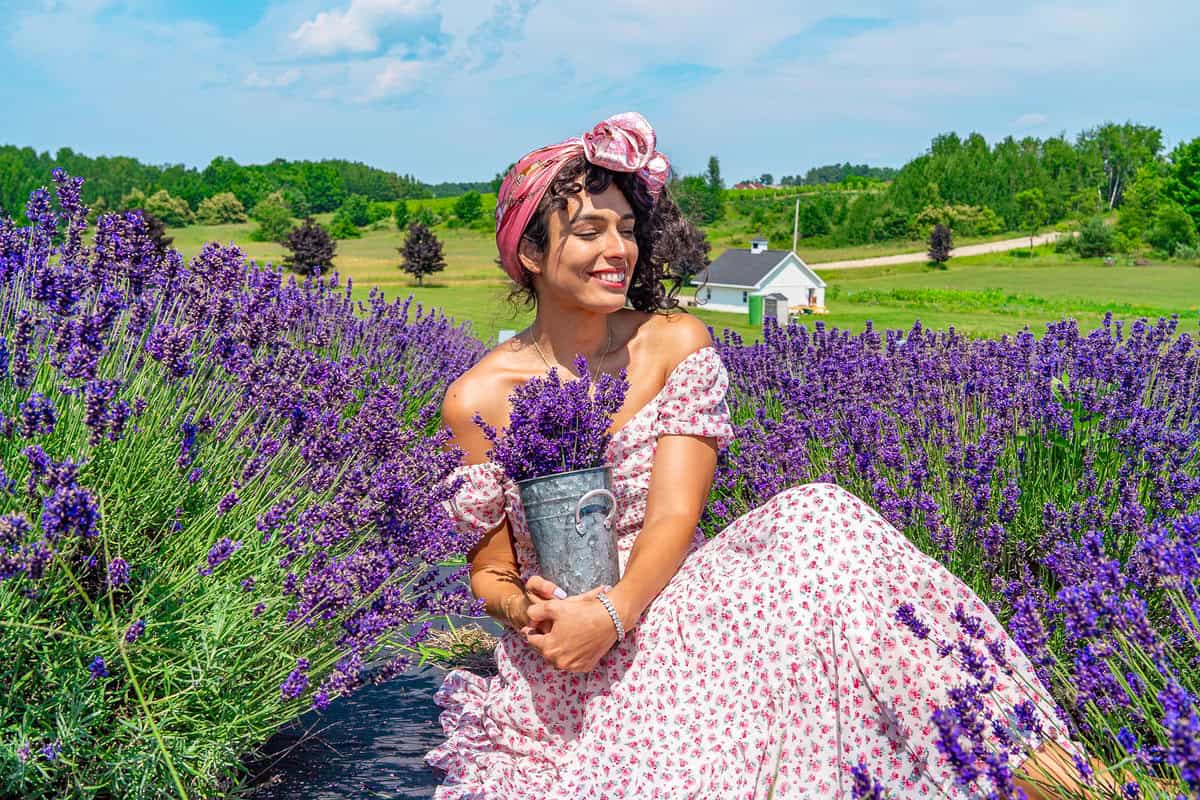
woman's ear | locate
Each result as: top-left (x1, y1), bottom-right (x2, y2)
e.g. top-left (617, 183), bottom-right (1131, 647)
top-left (518, 238), bottom-right (543, 275)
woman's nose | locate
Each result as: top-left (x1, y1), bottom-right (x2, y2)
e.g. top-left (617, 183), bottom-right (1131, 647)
top-left (602, 227), bottom-right (627, 260)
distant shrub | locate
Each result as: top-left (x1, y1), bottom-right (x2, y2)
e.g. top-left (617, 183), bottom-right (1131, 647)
top-left (912, 204), bottom-right (1003, 237)
top-left (394, 199), bottom-right (410, 230)
top-left (453, 191), bottom-right (483, 225)
top-left (1075, 217), bottom-right (1114, 258)
top-left (413, 206), bottom-right (440, 227)
top-left (144, 189), bottom-right (194, 227)
top-left (1146, 202), bottom-right (1199, 255)
top-left (249, 192), bottom-right (293, 243)
top-left (328, 213), bottom-right (362, 240)
top-left (195, 192), bottom-right (248, 225)
top-left (1172, 242), bottom-right (1200, 263)
top-left (338, 194), bottom-right (371, 227)
top-left (366, 200), bottom-right (393, 224)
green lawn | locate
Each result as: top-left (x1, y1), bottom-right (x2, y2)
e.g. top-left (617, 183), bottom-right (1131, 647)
top-left (167, 222), bottom-right (1200, 347)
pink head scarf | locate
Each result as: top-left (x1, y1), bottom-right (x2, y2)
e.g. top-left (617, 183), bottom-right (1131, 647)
top-left (494, 111), bottom-right (671, 283)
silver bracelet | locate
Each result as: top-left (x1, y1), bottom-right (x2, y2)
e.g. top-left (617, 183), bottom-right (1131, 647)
top-left (596, 591), bottom-right (625, 643)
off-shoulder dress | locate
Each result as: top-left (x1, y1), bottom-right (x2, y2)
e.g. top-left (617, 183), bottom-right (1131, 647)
top-left (425, 345), bottom-right (1080, 799)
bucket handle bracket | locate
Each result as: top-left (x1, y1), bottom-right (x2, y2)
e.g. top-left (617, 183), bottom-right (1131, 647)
top-left (575, 488), bottom-right (616, 535)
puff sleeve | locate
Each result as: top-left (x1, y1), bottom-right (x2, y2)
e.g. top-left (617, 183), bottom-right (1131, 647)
top-left (442, 461), bottom-right (508, 546)
top-left (654, 346), bottom-right (734, 450)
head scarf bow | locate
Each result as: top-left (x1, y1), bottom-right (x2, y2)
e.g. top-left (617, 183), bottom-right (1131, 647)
top-left (494, 111), bottom-right (670, 283)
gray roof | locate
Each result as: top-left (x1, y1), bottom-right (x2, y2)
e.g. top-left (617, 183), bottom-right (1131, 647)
top-left (701, 248), bottom-right (792, 288)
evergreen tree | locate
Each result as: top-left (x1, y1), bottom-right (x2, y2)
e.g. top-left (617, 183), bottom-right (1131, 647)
top-left (927, 223), bottom-right (953, 265)
top-left (393, 199), bottom-right (410, 230)
top-left (282, 217), bottom-right (336, 275)
top-left (398, 222), bottom-right (446, 286)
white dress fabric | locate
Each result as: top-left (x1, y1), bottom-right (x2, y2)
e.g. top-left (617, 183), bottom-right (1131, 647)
top-left (425, 346), bottom-right (1080, 799)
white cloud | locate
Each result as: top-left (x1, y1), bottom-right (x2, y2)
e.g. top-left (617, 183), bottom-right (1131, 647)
top-left (289, 0), bottom-right (434, 56)
top-left (1015, 112), bottom-right (1048, 127)
top-left (244, 68), bottom-right (302, 89)
top-left (361, 57), bottom-right (425, 100)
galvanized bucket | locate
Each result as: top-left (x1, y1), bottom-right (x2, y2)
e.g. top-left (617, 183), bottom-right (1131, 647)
top-left (516, 465), bottom-right (620, 597)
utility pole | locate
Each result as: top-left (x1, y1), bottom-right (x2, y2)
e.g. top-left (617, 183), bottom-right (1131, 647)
top-left (792, 198), bottom-right (799, 253)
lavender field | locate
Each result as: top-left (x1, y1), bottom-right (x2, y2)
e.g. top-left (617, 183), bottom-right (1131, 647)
top-left (1, 176), bottom-right (1198, 798)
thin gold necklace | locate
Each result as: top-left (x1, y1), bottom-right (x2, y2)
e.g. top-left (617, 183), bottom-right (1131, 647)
top-left (530, 321), bottom-right (613, 385)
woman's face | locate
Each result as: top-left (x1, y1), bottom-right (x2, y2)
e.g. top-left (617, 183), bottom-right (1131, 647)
top-left (522, 183), bottom-right (638, 312)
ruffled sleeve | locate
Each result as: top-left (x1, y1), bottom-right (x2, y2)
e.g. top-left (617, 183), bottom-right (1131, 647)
top-left (442, 461), bottom-right (508, 546)
top-left (654, 346), bottom-right (734, 450)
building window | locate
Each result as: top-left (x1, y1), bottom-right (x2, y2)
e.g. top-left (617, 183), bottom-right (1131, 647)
top-left (741, 291), bottom-right (748, 303)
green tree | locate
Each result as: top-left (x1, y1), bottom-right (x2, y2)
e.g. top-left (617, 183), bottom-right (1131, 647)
top-left (759, 173), bottom-right (773, 186)
top-left (453, 191), bottom-right (483, 224)
top-left (328, 214), bottom-right (363, 239)
top-left (1014, 188), bottom-right (1047, 250)
top-left (413, 206), bottom-right (439, 227)
top-left (1146, 202), bottom-right (1199, 256)
top-left (1077, 122), bottom-right (1164, 209)
top-left (282, 217), bottom-right (336, 275)
top-left (673, 175), bottom-right (723, 225)
top-left (1116, 165), bottom-right (1165, 244)
top-left (119, 187), bottom-right (147, 212)
top-left (298, 162), bottom-right (345, 213)
top-left (1165, 137), bottom-right (1200, 229)
top-left (398, 222), bottom-right (446, 286)
top-left (144, 189), bottom-right (194, 227)
top-left (393, 199), bottom-right (410, 230)
top-left (798, 201), bottom-right (831, 237)
top-left (249, 191), bottom-right (293, 243)
top-left (195, 192), bottom-right (248, 225)
top-left (338, 193), bottom-right (370, 227)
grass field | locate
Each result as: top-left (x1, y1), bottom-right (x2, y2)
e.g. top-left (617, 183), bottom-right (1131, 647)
top-left (168, 220), bottom-right (1200, 346)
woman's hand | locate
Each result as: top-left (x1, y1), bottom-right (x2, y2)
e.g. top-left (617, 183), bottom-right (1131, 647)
top-left (520, 576), bottom-right (619, 673)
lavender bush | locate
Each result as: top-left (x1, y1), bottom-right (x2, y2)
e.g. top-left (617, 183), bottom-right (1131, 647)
top-left (710, 316), bottom-right (1200, 797)
top-left (0, 172), bottom-right (486, 798)
top-left (473, 355), bottom-right (628, 482)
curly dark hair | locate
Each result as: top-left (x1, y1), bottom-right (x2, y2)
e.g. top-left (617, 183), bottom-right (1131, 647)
top-left (504, 156), bottom-right (711, 313)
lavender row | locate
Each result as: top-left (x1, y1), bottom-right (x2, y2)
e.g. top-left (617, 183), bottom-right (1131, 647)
top-left (0, 173), bottom-right (485, 797)
top-left (710, 316), bottom-right (1200, 796)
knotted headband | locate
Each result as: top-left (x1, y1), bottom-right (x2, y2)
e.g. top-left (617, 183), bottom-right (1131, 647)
top-left (494, 111), bottom-right (671, 283)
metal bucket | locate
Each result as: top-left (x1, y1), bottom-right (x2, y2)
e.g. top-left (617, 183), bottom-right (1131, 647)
top-left (516, 465), bottom-right (620, 597)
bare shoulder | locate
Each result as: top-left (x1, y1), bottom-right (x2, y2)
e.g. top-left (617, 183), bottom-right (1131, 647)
top-left (440, 347), bottom-right (521, 457)
top-left (642, 311), bottom-right (715, 368)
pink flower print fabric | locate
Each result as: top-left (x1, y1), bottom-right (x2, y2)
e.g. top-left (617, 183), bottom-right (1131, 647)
top-left (426, 345), bottom-right (1082, 798)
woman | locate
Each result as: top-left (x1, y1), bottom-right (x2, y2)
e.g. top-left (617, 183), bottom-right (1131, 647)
top-left (424, 113), bottom-right (1106, 799)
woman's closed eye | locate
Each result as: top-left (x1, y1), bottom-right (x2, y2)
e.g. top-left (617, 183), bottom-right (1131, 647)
top-left (574, 227), bottom-right (636, 240)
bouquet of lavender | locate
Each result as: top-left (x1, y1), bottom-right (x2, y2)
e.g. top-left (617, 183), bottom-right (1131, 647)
top-left (473, 355), bottom-right (628, 482)
top-left (474, 356), bottom-right (629, 595)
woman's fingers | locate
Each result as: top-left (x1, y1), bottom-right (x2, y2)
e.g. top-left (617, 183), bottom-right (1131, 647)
top-left (527, 600), bottom-right (558, 624)
top-left (525, 575), bottom-right (563, 600)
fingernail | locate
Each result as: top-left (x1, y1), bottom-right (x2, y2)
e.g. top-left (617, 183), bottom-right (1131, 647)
top-left (552, 587), bottom-right (568, 600)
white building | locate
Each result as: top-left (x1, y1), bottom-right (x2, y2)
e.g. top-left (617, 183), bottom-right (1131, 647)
top-left (693, 238), bottom-right (827, 315)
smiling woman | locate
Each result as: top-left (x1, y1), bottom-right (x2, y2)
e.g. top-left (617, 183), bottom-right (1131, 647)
top-left (423, 112), bottom-right (1115, 800)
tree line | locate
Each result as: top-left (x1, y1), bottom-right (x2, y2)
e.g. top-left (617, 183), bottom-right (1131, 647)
top-left (0, 145), bottom-right (493, 221)
top-left (670, 122), bottom-right (1199, 259)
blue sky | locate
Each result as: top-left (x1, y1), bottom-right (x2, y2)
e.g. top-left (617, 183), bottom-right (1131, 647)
top-left (2, 0), bottom-right (1197, 184)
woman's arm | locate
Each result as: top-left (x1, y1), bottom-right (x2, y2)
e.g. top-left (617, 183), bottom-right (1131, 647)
top-left (443, 376), bottom-right (542, 632)
top-left (607, 317), bottom-right (719, 631)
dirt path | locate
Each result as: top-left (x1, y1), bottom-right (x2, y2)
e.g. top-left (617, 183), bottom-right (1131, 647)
top-left (811, 232), bottom-right (1063, 270)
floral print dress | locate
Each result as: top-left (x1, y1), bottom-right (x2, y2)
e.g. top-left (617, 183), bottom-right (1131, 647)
top-left (425, 346), bottom-right (1080, 799)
